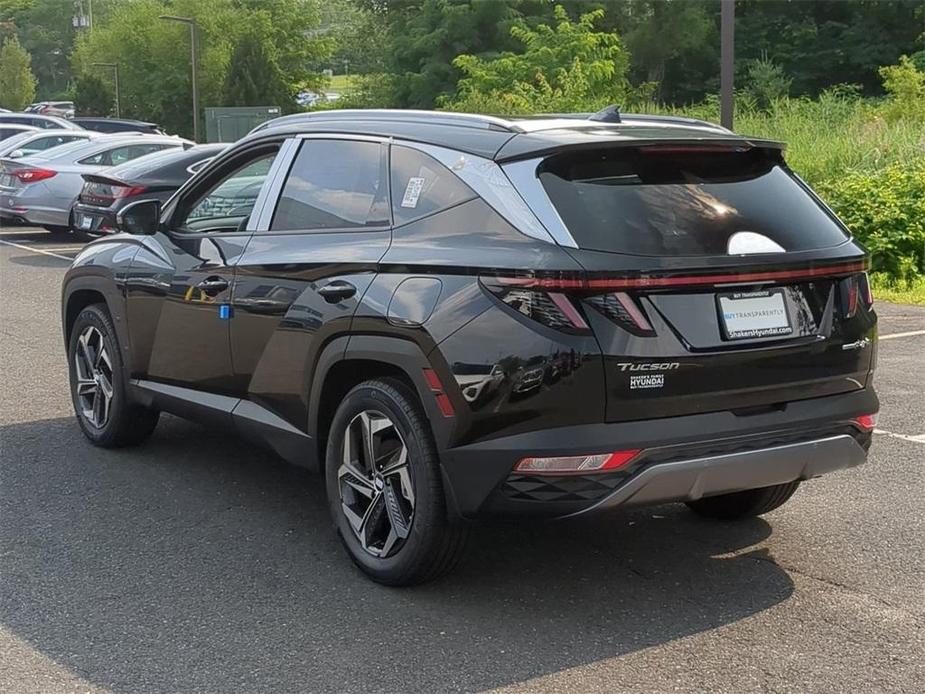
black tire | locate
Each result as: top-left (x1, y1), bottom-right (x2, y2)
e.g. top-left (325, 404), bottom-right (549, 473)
top-left (686, 481), bottom-right (800, 520)
top-left (325, 378), bottom-right (468, 586)
top-left (68, 303), bottom-right (159, 447)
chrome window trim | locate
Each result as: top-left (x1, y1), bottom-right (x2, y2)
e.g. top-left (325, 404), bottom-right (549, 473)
top-left (251, 137), bottom-right (300, 231)
top-left (396, 140), bottom-right (558, 246)
top-left (500, 157), bottom-right (578, 248)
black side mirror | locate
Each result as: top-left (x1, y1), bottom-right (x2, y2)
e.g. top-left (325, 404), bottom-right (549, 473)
top-left (117, 199), bottom-right (160, 235)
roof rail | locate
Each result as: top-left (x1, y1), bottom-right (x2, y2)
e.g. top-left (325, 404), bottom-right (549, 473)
top-left (251, 109), bottom-right (522, 135)
top-left (619, 113), bottom-right (733, 133)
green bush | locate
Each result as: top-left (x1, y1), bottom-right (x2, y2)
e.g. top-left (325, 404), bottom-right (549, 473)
top-left (818, 162), bottom-right (925, 279)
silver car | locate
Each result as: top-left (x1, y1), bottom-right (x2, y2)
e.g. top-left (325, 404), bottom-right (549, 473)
top-left (0, 134), bottom-right (190, 232)
top-left (0, 129), bottom-right (97, 159)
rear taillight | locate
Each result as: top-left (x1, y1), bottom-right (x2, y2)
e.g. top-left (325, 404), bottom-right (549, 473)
top-left (586, 292), bottom-right (654, 336)
top-left (14, 168), bottom-right (56, 183)
top-left (481, 279), bottom-right (589, 334)
top-left (842, 273), bottom-right (871, 318)
top-left (859, 272), bottom-right (873, 308)
top-left (515, 449), bottom-right (642, 475)
top-left (81, 181), bottom-right (147, 204)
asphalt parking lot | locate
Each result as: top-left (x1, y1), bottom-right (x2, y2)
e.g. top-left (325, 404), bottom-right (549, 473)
top-left (1, 226), bottom-right (923, 694)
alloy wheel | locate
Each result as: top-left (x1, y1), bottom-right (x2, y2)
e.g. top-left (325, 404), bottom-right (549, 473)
top-left (338, 410), bottom-right (415, 558)
top-left (73, 325), bottom-right (114, 429)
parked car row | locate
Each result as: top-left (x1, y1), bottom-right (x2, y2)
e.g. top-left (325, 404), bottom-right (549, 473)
top-left (0, 132), bottom-right (202, 234)
top-left (0, 111), bottom-right (170, 135)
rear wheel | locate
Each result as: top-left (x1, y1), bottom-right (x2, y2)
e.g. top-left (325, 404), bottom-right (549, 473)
top-left (325, 378), bottom-right (468, 586)
top-left (686, 481), bottom-right (800, 520)
top-left (68, 303), bottom-right (159, 447)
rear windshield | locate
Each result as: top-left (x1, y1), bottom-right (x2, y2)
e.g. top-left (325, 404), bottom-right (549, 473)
top-left (537, 146), bottom-right (849, 256)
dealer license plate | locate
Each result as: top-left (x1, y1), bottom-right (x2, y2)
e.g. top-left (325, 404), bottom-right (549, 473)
top-left (717, 289), bottom-right (792, 340)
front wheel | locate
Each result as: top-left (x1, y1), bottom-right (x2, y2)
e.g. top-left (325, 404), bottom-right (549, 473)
top-left (686, 481), bottom-right (800, 520)
top-left (68, 303), bottom-right (159, 447)
top-left (325, 378), bottom-right (468, 586)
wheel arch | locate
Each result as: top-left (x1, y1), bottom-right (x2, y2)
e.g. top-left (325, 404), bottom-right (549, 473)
top-left (62, 277), bottom-right (133, 381)
top-left (309, 335), bottom-right (462, 516)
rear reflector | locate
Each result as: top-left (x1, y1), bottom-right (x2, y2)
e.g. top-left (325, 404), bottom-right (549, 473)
top-left (515, 449), bottom-right (641, 475)
top-left (422, 368), bottom-right (455, 417)
top-left (853, 413), bottom-right (879, 432)
top-left (13, 168), bottom-right (56, 183)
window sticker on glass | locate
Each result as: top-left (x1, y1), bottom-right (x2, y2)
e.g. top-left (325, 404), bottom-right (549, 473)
top-left (401, 176), bottom-right (426, 208)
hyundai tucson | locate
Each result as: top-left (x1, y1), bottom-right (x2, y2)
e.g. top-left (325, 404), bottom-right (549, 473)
top-left (61, 109), bottom-right (878, 585)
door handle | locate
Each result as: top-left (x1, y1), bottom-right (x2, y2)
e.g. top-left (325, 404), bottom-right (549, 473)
top-left (318, 280), bottom-right (356, 303)
top-left (196, 276), bottom-right (229, 296)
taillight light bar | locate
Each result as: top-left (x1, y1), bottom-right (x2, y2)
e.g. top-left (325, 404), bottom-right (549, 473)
top-left (515, 449), bottom-right (642, 475)
top-left (490, 260), bottom-right (869, 291)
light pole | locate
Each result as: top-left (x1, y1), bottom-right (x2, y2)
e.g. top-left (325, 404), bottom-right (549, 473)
top-left (720, 0), bottom-right (735, 129)
top-left (92, 62), bottom-right (120, 117)
top-left (159, 15), bottom-right (200, 141)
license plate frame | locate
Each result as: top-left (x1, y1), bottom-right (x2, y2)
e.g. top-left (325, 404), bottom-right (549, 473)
top-left (717, 288), bottom-right (792, 341)
top-left (78, 214), bottom-right (93, 230)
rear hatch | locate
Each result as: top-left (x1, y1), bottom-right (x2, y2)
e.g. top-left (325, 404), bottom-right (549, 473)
top-left (531, 144), bottom-right (876, 422)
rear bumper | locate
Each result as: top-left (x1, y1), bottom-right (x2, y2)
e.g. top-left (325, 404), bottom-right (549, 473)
top-left (0, 189), bottom-right (68, 226)
top-left (440, 386), bottom-right (877, 518)
top-left (565, 433), bottom-right (866, 517)
top-left (72, 202), bottom-right (117, 234)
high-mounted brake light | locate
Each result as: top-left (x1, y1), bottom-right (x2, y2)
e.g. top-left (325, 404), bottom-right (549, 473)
top-left (515, 450), bottom-right (642, 475)
top-left (852, 413), bottom-right (879, 432)
top-left (13, 168), bottom-right (56, 183)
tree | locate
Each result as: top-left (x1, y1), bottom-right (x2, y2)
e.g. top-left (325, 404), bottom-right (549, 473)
top-left (74, 73), bottom-right (114, 116)
top-left (0, 34), bottom-right (35, 110)
top-left (444, 5), bottom-right (630, 115)
top-left (222, 26), bottom-right (288, 107)
top-left (368, 0), bottom-right (528, 108)
top-left (71, 0), bottom-right (331, 137)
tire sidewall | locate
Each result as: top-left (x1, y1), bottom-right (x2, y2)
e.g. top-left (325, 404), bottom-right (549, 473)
top-left (68, 304), bottom-right (127, 445)
top-left (325, 380), bottom-right (443, 580)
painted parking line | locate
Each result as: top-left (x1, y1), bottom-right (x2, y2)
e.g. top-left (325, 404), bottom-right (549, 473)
top-left (875, 429), bottom-right (925, 444)
top-left (879, 330), bottom-right (925, 341)
top-left (0, 238), bottom-right (72, 261)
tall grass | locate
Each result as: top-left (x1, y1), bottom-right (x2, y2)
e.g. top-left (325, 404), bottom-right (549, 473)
top-left (640, 90), bottom-right (925, 186)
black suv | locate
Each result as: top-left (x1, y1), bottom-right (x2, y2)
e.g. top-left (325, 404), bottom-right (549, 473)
top-left (61, 109), bottom-right (878, 585)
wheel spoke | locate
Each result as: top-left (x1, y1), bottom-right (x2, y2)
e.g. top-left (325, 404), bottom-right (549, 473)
top-left (338, 462), bottom-right (376, 499)
top-left (383, 481), bottom-right (411, 539)
top-left (76, 378), bottom-right (97, 396)
top-left (95, 345), bottom-right (111, 372)
top-left (91, 389), bottom-right (104, 427)
top-left (77, 332), bottom-right (95, 376)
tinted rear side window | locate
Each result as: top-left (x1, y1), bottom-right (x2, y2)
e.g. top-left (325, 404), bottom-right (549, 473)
top-left (271, 139), bottom-right (389, 231)
top-left (537, 147), bottom-right (849, 256)
top-left (390, 146), bottom-right (476, 226)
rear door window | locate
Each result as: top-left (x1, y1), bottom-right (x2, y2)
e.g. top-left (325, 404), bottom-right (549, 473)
top-left (537, 146), bottom-right (850, 256)
top-left (270, 139), bottom-right (389, 231)
top-left (390, 145), bottom-right (476, 226)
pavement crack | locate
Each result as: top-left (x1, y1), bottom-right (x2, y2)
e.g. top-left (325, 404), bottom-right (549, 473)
top-left (732, 550), bottom-right (925, 625)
